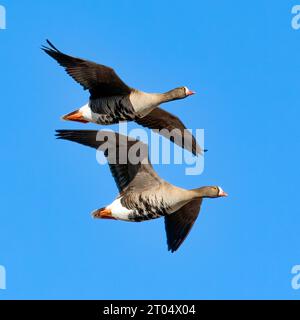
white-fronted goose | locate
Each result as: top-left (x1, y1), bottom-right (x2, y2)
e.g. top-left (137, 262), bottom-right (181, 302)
top-left (43, 40), bottom-right (203, 155)
top-left (56, 130), bottom-right (227, 252)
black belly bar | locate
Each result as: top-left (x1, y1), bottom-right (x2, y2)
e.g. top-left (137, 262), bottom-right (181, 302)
top-left (90, 96), bottom-right (136, 125)
top-left (128, 202), bottom-right (171, 222)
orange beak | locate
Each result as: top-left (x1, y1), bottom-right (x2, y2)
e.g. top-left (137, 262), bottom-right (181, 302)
top-left (62, 110), bottom-right (89, 123)
top-left (219, 191), bottom-right (228, 197)
top-left (186, 90), bottom-right (196, 96)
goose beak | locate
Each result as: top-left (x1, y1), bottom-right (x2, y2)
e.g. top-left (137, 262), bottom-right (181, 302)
top-left (186, 90), bottom-right (196, 96)
top-left (62, 110), bottom-right (89, 123)
top-left (219, 190), bottom-right (228, 197)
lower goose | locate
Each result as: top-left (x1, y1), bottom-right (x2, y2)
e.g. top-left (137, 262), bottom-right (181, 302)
top-left (56, 130), bottom-right (227, 252)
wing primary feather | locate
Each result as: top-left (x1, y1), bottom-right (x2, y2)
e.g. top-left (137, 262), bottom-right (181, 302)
top-left (55, 130), bottom-right (159, 193)
top-left (46, 39), bottom-right (60, 52)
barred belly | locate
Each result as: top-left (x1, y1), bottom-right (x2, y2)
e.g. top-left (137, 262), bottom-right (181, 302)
top-left (123, 195), bottom-right (171, 222)
top-left (90, 95), bottom-right (136, 125)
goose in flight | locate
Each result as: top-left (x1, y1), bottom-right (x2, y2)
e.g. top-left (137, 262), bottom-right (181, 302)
top-left (56, 129), bottom-right (227, 252)
top-left (43, 40), bottom-right (203, 155)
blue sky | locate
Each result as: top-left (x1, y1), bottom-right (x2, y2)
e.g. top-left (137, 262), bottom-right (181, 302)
top-left (0, 0), bottom-right (299, 299)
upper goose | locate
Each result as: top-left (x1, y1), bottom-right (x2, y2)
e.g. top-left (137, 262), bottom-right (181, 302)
top-left (56, 129), bottom-right (227, 252)
top-left (43, 40), bottom-right (203, 155)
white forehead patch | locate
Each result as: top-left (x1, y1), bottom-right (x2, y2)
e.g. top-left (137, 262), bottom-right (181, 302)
top-left (184, 86), bottom-right (189, 95)
top-left (217, 186), bottom-right (224, 195)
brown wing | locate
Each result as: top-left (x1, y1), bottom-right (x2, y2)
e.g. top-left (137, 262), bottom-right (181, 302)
top-left (55, 130), bottom-right (161, 193)
top-left (164, 199), bottom-right (203, 252)
top-left (135, 108), bottom-right (203, 156)
top-left (43, 40), bottom-right (132, 98)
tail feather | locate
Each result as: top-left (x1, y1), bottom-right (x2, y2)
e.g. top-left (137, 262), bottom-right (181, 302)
top-left (91, 207), bottom-right (106, 219)
top-left (91, 207), bottom-right (115, 220)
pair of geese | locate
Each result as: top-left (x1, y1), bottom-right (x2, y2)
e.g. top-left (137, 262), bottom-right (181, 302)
top-left (43, 40), bottom-right (227, 252)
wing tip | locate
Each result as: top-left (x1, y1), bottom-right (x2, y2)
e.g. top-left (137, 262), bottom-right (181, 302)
top-left (192, 144), bottom-right (208, 156)
top-left (167, 240), bottom-right (182, 253)
top-left (45, 39), bottom-right (60, 52)
top-left (41, 39), bottom-right (61, 58)
top-left (167, 246), bottom-right (178, 253)
top-left (55, 129), bottom-right (68, 140)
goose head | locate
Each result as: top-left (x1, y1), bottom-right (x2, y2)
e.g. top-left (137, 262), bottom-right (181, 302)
top-left (161, 86), bottom-right (195, 103)
top-left (194, 186), bottom-right (228, 198)
top-left (184, 86), bottom-right (196, 97)
top-left (176, 86), bottom-right (196, 98)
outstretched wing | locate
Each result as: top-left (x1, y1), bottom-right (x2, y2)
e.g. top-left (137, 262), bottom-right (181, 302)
top-left (55, 130), bottom-right (160, 193)
top-left (164, 199), bottom-right (203, 252)
top-left (43, 40), bottom-right (132, 98)
top-left (135, 108), bottom-right (203, 156)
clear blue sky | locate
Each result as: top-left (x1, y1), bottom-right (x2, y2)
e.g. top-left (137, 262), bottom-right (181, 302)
top-left (0, 0), bottom-right (299, 299)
